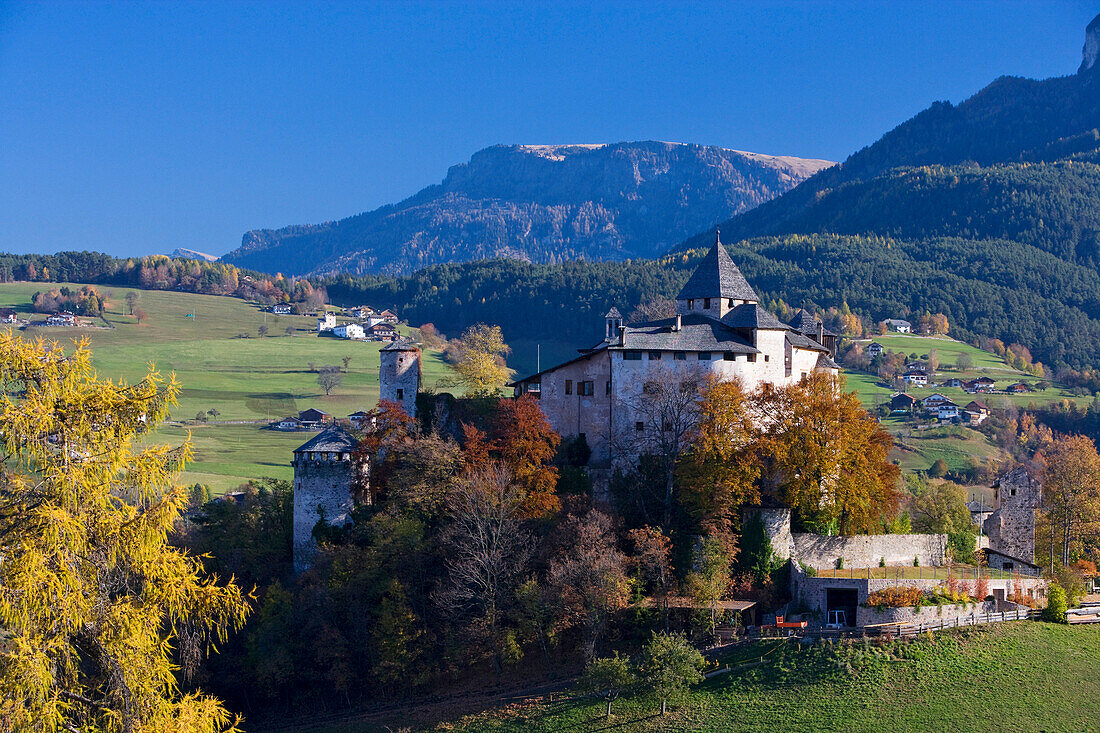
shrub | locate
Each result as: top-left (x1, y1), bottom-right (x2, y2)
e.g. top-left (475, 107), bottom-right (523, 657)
top-left (836, 557), bottom-right (844, 570)
top-left (913, 555), bottom-right (920, 567)
top-left (928, 459), bottom-right (949, 478)
top-left (975, 574), bottom-right (990, 600)
top-left (1043, 583), bottom-right (1068, 623)
top-left (879, 557), bottom-right (886, 568)
top-left (866, 586), bottom-right (925, 610)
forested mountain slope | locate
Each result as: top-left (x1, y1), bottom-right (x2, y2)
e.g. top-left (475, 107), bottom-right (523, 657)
top-left (221, 142), bottom-right (832, 276)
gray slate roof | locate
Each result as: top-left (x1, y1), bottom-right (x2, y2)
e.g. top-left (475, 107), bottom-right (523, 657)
top-left (381, 339), bottom-right (418, 351)
top-left (789, 309), bottom-right (836, 337)
top-left (619, 314), bottom-right (759, 353)
top-left (676, 233), bottom-right (759, 302)
top-left (605, 307), bottom-right (622, 319)
top-left (815, 353), bottom-right (840, 370)
top-left (294, 425), bottom-right (360, 453)
top-left (723, 303), bottom-right (789, 331)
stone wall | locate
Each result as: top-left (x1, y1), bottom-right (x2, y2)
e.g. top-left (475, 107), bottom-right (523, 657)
top-left (857, 600), bottom-right (998, 628)
top-left (983, 466), bottom-right (1040, 563)
top-left (743, 506), bottom-right (793, 560)
top-left (791, 532), bottom-right (947, 570)
top-left (379, 347), bottom-right (420, 419)
top-left (292, 452), bottom-right (356, 572)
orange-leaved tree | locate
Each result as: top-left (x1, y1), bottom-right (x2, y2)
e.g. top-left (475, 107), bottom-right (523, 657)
top-left (677, 377), bottom-right (760, 547)
top-left (756, 372), bottom-right (900, 534)
top-left (491, 395), bottom-right (562, 519)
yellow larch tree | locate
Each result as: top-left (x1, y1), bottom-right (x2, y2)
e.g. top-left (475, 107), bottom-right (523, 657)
top-left (0, 333), bottom-right (250, 732)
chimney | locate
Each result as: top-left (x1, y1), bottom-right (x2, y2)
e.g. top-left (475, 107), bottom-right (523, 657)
top-left (617, 325), bottom-right (626, 346)
top-left (674, 314), bottom-right (682, 332)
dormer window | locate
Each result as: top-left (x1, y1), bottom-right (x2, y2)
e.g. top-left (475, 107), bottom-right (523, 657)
top-left (688, 299), bottom-right (695, 310)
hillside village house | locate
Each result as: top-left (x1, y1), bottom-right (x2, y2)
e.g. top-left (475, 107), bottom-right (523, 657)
top-left (510, 235), bottom-right (839, 468)
top-left (922, 393), bottom-right (951, 408)
top-left (379, 309), bottom-right (398, 323)
top-left (866, 342), bottom-right (884, 359)
top-left (1006, 381), bottom-right (1033, 394)
top-left (965, 376), bottom-right (996, 393)
top-left (935, 401), bottom-right (961, 420)
top-left (348, 306), bottom-right (374, 318)
top-left (298, 408), bottom-right (331, 428)
top-left (367, 322), bottom-right (398, 341)
top-left (884, 318), bottom-right (912, 333)
top-left (272, 303), bottom-right (292, 315)
top-left (941, 377), bottom-right (964, 388)
top-left (0, 308), bottom-right (17, 324)
top-left (901, 369), bottom-right (928, 386)
top-left (334, 322), bottom-right (366, 340)
top-left (273, 416), bottom-right (304, 431)
top-left (349, 410), bottom-right (372, 429)
top-left (964, 400), bottom-right (990, 425)
top-left (317, 312), bottom-right (337, 332)
top-left (890, 393), bottom-right (919, 413)
top-left (45, 312), bottom-right (77, 326)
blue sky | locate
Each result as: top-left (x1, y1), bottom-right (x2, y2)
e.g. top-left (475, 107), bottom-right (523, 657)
top-left (0, 1), bottom-right (1094, 258)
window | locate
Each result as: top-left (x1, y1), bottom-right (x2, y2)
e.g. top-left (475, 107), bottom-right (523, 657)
top-left (1010, 488), bottom-right (1017, 497)
top-left (1003, 562), bottom-right (1014, 571)
top-left (703, 298), bottom-right (711, 309)
top-left (648, 351), bottom-right (662, 360)
top-left (698, 352), bottom-right (711, 360)
top-left (643, 381), bottom-right (660, 394)
top-left (723, 352), bottom-right (736, 361)
top-left (396, 388), bottom-right (404, 399)
top-left (635, 421), bottom-right (645, 432)
top-left (764, 355), bottom-right (769, 362)
top-left (747, 353), bottom-right (756, 363)
top-left (674, 351), bottom-right (686, 360)
top-left (605, 380), bottom-right (611, 395)
top-left (688, 299), bottom-right (695, 310)
top-left (565, 380), bottom-right (573, 395)
top-left (623, 351), bottom-right (642, 360)
top-left (579, 381), bottom-right (594, 396)
top-left (728, 298), bottom-right (735, 307)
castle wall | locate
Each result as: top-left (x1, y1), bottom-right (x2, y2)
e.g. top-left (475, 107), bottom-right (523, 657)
top-left (537, 351), bottom-right (613, 465)
top-left (292, 451), bottom-right (356, 572)
top-left (983, 467), bottom-right (1040, 563)
top-left (792, 532), bottom-right (947, 569)
top-left (379, 348), bottom-right (420, 418)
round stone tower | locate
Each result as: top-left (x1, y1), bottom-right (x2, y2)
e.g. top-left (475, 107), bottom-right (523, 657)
top-left (292, 425), bottom-right (361, 572)
top-left (379, 340), bottom-right (420, 419)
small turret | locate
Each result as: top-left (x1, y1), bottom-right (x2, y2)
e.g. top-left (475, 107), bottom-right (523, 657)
top-left (605, 307), bottom-right (623, 341)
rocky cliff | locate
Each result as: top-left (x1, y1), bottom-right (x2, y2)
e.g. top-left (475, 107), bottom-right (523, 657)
top-left (223, 142), bottom-right (832, 276)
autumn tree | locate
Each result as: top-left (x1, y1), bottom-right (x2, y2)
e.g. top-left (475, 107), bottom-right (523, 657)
top-left (451, 323), bottom-right (512, 396)
top-left (755, 372), bottom-right (900, 534)
top-left (436, 463), bottom-right (531, 674)
top-left (370, 580), bottom-right (424, 690)
top-left (627, 526), bottom-right (675, 631)
top-left (677, 377), bottom-right (760, 546)
top-left (621, 365), bottom-right (705, 527)
top-left (125, 290), bottom-right (139, 315)
top-left (1040, 435), bottom-right (1100, 567)
top-left (354, 399), bottom-right (417, 503)
top-left (491, 394), bottom-right (561, 518)
top-left (0, 333), bottom-right (249, 732)
top-left (547, 509), bottom-right (630, 662)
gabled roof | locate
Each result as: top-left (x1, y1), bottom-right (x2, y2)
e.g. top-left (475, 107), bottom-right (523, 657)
top-left (722, 303), bottom-right (788, 331)
top-left (299, 408), bottom-right (330, 420)
top-left (789, 309), bottom-right (836, 337)
top-left (815, 353), bottom-right (840, 370)
top-left (294, 425), bottom-right (360, 454)
top-left (786, 331), bottom-right (830, 353)
top-left (675, 233), bottom-right (759, 302)
top-left (605, 307), bottom-right (622, 319)
top-left (965, 400), bottom-right (990, 412)
top-left (617, 314), bottom-right (759, 353)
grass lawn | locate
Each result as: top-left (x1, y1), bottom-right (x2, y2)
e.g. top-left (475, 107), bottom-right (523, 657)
top-left (0, 282), bottom-right (458, 492)
top-left (436, 622), bottom-right (1100, 733)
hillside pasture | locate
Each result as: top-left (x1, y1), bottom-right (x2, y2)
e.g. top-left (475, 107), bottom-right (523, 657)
top-left (0, 282), bottom-right (456, 491)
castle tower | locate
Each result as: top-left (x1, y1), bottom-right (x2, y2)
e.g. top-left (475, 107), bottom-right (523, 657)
top-left (292, 425), bottom-right (361, 572)
top-left (675, 231), bottom-right (759, 319)
top-left (983, 466), bottom-right (1041, 563)
top-left (379, 340), bottom-right (420, 419)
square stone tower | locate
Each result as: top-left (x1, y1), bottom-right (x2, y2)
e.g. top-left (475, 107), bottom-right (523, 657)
top-left (292, 425), bottom-right (362, 572)
top-left (983, 466), bottom-right (1041, 563)
top-left (379, 340), bottom-right (420, 419)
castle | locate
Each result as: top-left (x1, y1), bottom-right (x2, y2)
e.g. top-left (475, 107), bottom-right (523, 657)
top-left (509, 234), bottom-right (839, 466)
top-left (292, 339), bottom-right (421, 571)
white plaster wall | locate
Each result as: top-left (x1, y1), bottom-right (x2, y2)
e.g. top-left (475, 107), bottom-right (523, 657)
top-left (379, 349), bottom-right (420, 418)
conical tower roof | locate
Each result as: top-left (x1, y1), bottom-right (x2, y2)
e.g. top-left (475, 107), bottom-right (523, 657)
top-left (675, 231), bottom-right (758, 302)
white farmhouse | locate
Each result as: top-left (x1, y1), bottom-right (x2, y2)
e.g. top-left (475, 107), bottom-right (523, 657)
top-left (334, 322), bottom-right (366, 340)
top-left (317, 312), bottom-right (337, 332)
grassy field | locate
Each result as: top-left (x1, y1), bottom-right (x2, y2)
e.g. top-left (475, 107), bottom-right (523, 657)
top-left (0, 282), bottom-right (458, 491)
top-left (433, 622), bottom-right (1100, 733)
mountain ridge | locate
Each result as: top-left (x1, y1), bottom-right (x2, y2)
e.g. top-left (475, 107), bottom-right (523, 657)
top-left (221, 141), bottom-right (833, 277)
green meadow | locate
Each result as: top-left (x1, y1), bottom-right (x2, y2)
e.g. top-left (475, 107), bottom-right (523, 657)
top-left (437, 623), bottom-right (1099, 733)
top-left (0, 282), bottom-right (457, 492)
